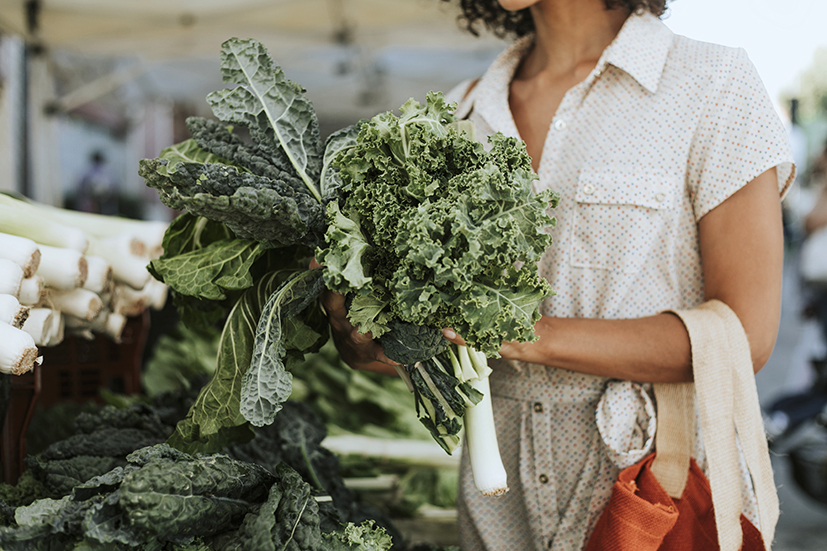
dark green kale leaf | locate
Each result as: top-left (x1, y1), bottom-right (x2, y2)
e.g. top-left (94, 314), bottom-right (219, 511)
top-left (26, 456), bottom-right (126, 498)
top-left (186, 117), bottom-right (305, 190)
top-left (167, 269), bottom-right (304, 454)
top-left (118, 444), bottom-right (275, 542)
top-left (241, 269), bottom-right (328, 427)
top-left (39, 428), bottom-right (165, 462)
top-left (140, 157), bottom-right (324, 248)
top-left (207, 38), bottom-right (324, 201)
top-left (378, 321), bottom-right (450, 366)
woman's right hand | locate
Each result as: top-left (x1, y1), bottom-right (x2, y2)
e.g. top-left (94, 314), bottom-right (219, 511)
top-left (311, 258), bottom-right (400, 376)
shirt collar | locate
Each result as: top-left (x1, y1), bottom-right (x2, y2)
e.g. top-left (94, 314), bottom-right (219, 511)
top-left (601, 11), bottom-right (675, 94)
top-left (471, 12), bottom-right (674, 135)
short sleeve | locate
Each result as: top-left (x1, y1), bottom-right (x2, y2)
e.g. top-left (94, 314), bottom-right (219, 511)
top-left (686, 47), bottom-right (795, 221)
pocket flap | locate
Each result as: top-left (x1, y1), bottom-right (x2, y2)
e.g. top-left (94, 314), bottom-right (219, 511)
top-left (576, 168), bottom-right (679, 210)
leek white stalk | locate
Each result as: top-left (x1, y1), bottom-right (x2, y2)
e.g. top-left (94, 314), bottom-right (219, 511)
top-left (0, 320), bottom-right (41, 374)
top-left (48, 310), bottom-right (65, 346)
top-left (0, 232), bottom-right (41, 277)
top-left (18, 276), bottom-right (45, 306)
top-left (66, 309), bottom-right (126, 342)
top-left (0, 195), bottom-right (167, 250)
top-left (82, 255), bottom-right (113, 294)
top-left (0, 203), bottom-right (88, 252)
top-left (37, 245), bottom-right (88, 290)
top-left (22, 308), bottom-right (57, 346)
top-left (49, 288), bottom-right (102, 322)
top-left (0, 259), bottom-right (24, 296)
top-left (145, 278), bottom-right (169, 310)
top-left (0, 294), bottom-right (29, 328)
top-left (458, 345), bottom-right (508, 497)
top-left (86, 238), bottom-right (151, 290)
top-left (111, 283), bottom-right (149, 316)
top-left (464, 372), bottom-right (508, 497)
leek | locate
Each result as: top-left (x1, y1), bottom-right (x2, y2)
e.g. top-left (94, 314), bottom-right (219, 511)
top-left (0, 294), bottom-right (29, 328)
top-left (0, 259), bottom-right (24, 297)
top-left (18, 276), bottom-right (45, 306)
top-left (0, 204), bottom-right (88, 252)
top-left (0, 321), bottom-right (41, 374)
top-left (37, 245), bottom-right (88, 290)
top-left (49, 288), bottom-right (103, 322)
top-left (0, 232), bottom-right (40, 278)
top-left (82, 255), bottom-right (113, 294)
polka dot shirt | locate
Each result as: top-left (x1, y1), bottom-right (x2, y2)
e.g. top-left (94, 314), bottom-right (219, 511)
top-left (446, 11), bottom-right (794, 551)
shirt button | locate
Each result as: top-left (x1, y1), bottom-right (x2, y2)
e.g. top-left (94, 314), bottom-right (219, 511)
top-left (583, 184), bottom-right (595, 195)
top-left (533, 402), bottom-right (543, 413)
top-left (553, 118), bottom-right (567, 131)
top-left (655, 192), bottom-right (666, 202)
top-left (539, 474), bottom-right (549, 484)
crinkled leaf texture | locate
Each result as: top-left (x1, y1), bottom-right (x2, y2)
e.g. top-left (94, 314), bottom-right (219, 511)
top-left (227, 462), bottom-right (392, 551)
top-left (141, 155), bottom-right (324, 249)
top-left (319, 92), bottom-right (559, 356)
top-left (118, 445), bottom-right (274, 543)
top-left (139, 37), bottom-right (329, 250)
top-left (167, 270), bottom-right (300, 454)
top-left (149, 212), bottom-right (251, 328)
top-left (208, 37), bottom-right (323, 202)
top-left (241, 269), bottom-right (328, 427)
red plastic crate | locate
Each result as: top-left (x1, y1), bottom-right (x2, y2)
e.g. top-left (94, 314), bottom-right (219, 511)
top-left (0, 311), bottom-right (149, 484)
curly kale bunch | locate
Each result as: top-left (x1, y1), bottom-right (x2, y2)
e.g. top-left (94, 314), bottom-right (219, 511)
top-left (317, 92), bottom-right (559, 358)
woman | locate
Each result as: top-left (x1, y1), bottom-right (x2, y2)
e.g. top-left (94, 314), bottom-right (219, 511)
top-left (321, 0), bottom-right (794, 549)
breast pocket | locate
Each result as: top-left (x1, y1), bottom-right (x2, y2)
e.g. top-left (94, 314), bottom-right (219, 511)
top-left (570, 168), bottom-right (679, 274)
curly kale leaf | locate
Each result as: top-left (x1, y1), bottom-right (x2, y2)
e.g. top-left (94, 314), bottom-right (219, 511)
top-left (319, 92), bottom-right (559, 356)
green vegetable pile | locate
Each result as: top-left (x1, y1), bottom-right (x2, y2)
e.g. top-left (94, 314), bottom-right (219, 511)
top-left (0, 443), bottom-right (391, 551)
top-left (1, 394), bottom-right (402, 549)
top-left (138, 37), bottom-right (558, 496)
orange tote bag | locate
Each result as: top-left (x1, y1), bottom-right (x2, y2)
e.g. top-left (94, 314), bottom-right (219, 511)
top-left (584, 453), bottom-right (764, 551)
top-left (586, 301), bottom-right (778, 551)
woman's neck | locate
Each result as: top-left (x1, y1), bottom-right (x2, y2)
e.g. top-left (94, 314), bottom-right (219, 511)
top-left (518, 0), bottom-right (630, 80)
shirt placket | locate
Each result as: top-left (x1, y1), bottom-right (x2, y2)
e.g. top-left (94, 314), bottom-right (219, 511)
top-left (536, 63), bottom-right (606, 194)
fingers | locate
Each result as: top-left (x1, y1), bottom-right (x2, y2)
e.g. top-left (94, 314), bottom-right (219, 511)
top-left (350, 326), bottom-right (374, 345)
top-left (309, 257), bottom-right (322, 270)
top-left (442, 327), bottom-right (467, 346)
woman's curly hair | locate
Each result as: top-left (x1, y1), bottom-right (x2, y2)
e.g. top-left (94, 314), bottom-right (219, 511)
top-left (444, 0), bottom-right (669, 38)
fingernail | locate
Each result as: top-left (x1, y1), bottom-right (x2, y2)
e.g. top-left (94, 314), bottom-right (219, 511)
top-left (443, 328), bottom-right (456, 339)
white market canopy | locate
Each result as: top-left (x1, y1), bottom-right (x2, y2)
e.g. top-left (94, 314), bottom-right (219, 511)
top-left (0, 0), bottom-right (505, 121)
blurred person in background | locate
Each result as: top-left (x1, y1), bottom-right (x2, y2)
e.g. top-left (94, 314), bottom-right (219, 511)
top-left (322, 0), bottom-right (794, 549)
top-left (75, 150), bottom-right (118, 215)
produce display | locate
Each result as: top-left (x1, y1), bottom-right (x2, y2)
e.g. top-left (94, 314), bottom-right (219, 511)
top-left (0, 396), bottom-right (397, 550)
top-left (138, 37), bottom-right (558, 499)
top-left (0, 193), bottom-right (170, 374)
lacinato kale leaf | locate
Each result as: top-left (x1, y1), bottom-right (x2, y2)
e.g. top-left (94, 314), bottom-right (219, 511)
top-left (207, 38), bottom-right (323, 202)
top-left (167, 268), bottom-right (313, 453)
top-left (241, 269), bottom-right (327, 427)
top-left (118, 445), bottom-right (274, 542)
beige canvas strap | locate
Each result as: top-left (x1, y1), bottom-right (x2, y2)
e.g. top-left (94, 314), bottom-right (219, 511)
top-left (652, 300), bottom-right (778, 551)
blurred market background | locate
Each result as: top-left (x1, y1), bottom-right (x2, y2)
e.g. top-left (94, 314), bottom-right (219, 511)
top-left (1, 0), bottom-right (827, 549)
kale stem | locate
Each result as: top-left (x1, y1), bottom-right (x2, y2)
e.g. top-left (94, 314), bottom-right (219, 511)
top-left (300, 435), bottom-right (325, 491)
